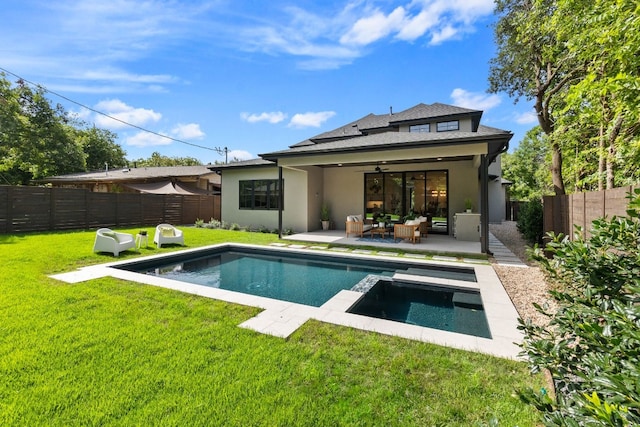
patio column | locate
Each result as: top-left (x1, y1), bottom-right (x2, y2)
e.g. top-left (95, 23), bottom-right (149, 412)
top-left (278, 166), bottom-right (283, 239)
top-left (480, 154), bottom-right (491, 255)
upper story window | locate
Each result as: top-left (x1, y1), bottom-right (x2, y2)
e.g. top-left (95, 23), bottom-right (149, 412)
top-left (239, 179), bottom-right (282, 210)
top-left (436, 120), bottom-right (459, 132)
top-left (409, 124), bottom-right (430, 133)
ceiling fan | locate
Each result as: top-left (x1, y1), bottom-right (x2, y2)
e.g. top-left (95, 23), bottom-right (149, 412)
top-left (373, 162), bottom-right (389, 173)
top-left (355, 162), bottom-right (390, 173)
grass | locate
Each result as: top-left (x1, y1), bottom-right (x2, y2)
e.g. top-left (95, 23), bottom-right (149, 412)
top-left (0, 227), bottom-right (544, 426)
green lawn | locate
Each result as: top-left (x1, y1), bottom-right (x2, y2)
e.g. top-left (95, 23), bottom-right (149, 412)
top-left (0, 227), bottom-right (544, 426)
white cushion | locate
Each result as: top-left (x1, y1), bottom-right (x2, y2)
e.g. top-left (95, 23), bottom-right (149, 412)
top-left (405, 219), bottom-right (420, 226)
top-left (354, 214), bottom-right (363, 222)
top-left (363, 224), bottom-right (373, 231)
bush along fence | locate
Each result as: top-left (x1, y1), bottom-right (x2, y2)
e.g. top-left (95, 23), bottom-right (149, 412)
top-left (542, 185), bottom-right (639, 240)
top-left (0, 185), bottom-right (220, 234)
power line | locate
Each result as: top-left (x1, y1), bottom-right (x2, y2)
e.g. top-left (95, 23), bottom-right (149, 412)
top-left (0, 66), bottom-right (224, 154)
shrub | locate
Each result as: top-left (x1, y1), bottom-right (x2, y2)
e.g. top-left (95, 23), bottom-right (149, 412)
top-left (206, 218), bottom-right (221, 229)
top-left (195, 218), bottom-right (205, 228)
top-left (229, 223), bottom-right (241, 231)
top-left (518, 190), bottom-right (640, 426)
top-left (517, 199), bottom-right (544, 245)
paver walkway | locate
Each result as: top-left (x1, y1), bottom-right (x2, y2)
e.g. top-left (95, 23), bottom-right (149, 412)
top-left (488, 232), bottom-right (528, 268)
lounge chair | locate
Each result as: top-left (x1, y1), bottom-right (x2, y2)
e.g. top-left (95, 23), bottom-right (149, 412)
top-left (345, 214), bottom-right (372, 237)
top-left (394, 219), bottom-right (421, 244)
top-left (417, 216), bottom-right (429, 238)
top-left (93, 228), bottom-right (136, 256)
top-left (153, 223), bottom-right (184, 248)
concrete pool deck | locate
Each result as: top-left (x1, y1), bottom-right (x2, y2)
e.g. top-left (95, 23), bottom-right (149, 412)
top-left (51, 243), bottom-right (523, 360)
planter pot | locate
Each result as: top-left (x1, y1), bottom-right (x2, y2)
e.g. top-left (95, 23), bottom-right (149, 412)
top-left (321, 220), bottom-right (330, 230)
top-left (466, 209), bottom-right (472, 213)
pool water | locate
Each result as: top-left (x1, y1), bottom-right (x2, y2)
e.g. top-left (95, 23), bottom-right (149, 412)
top-left (133, 250), bottom-right (395, 307)
top-left (118, 246), bottom-right (489, 338)
top-left (348, 280), bottom-right (491, 338)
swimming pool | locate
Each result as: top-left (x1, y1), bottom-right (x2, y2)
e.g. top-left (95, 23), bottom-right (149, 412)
top-left (121, 247), bottom-right (398, 307)
top-left (348, 279), bottom-right (491, 338)
top-left (115, 245), bottom-right (489, 336)
top-left (53, 244), bottom-right (523, 358)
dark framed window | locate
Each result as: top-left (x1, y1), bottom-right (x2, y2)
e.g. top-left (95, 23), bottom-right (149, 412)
top-left (436, 120), bottom-right (459, 132)
top-left (239, 179), bottom-right (282, 210)
top-left (409, 124), bottom-right (430, 132)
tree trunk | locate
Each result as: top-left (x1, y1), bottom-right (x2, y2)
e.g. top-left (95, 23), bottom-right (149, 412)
top-left (598, 123), bottom-right (605, 191)
top-left (551, 140), bottom-right (565, 195)
top-left (606, 114), bottom-right (624, 189)
top-left (535, 87), bottom-right (565, 195)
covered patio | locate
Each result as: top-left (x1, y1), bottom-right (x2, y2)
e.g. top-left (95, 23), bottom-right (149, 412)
top-left (283, 229), bottom-right (483, 257)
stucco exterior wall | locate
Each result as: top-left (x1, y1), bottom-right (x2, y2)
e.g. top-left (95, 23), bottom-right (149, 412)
top-left (323, 165), bottom-right (364, 228)
top-left (488, 157), bottom-right (506, 223)
top-left (305, 166), bottom-right (324, 231)
top-left (220, 166), bottom-right (309, 231)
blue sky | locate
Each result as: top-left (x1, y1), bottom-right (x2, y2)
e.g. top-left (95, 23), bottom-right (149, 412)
top-left (2, 0), bottom-right (537, 165)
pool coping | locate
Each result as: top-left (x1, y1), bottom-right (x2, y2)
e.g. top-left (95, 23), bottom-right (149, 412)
top-left (51, 243), bottom-right (523, 360)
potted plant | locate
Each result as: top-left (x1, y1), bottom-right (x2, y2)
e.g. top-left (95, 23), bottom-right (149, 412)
top-left (320, 203), bottom-right (331, 230)
top-left (464, 198), bottom-right (473, 213)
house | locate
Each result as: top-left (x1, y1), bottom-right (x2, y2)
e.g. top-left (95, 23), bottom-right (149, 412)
top-left (38, 165), bottom-right (221, 195)
top-left (210, 103), bottom-right (512, 253)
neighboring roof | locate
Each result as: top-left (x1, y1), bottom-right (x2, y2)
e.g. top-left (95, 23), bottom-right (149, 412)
top-left (208, 158), bottom-right (275, 172)
top-left (39, 165), bottom-right (221, 185)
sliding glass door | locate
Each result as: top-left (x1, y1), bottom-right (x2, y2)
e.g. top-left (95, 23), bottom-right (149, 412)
top-left (364, 170), bottom-right (448, 233)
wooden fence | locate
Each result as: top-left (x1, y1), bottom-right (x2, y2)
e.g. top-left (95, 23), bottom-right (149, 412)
top-left (543, 185), bottom-right (638, 239)
top-left (0, 185), bottom-right (220, 234)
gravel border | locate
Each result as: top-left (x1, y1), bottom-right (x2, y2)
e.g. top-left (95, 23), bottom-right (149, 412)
top-left (489, 222), bottom-right (557, 327)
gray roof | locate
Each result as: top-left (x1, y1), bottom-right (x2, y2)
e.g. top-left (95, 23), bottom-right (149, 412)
top-left (304, 103), bottom-right (482, 142)
top-left (42, 165), bottom-right (220, 183)
top-left (387, 103), bottom-right (481, 124)
top-left (262, 125), bottom-right (511, 159)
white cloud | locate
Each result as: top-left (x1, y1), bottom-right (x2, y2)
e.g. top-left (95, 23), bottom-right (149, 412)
top-left (171, 123), bottom-right (205, 140)
top-left (429, 25), bottom-right (458, 45)
top-left (515, 111), bottom-right (538, 125)
top-left (228, 150), bottom-right (254, 161)
top-left (125, 131), bottom-right (171, 147)
top-left (93, 99), bottom-right (162, 130)
top-left (340, 7), bottom-right (406, 46)
top-left (288, 111), bottom-right (336, 128)
top-left (240, 111), bottom-right (287, 124)
top-left (234, 0), bottom-right (494, 70)
top-left (450, 88), bottom-right (502, 111)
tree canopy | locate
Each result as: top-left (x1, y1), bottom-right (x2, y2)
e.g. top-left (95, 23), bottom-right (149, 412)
top-left (0, 74), bottom-right (128, 184)
top-left (491, 0), bottom-right (640, 196)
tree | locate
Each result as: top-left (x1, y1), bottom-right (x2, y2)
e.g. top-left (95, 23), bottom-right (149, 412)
top-left (130, 152), bottom-right (202, 167)
top-left (502, 126), bottom-right (552, 200)
top-left (489, 0), bottom-right (582, 196)
top-left (555, 0), bottom-right (640, 190)
top-left (0, 76), bottom-right (85, 184)
top-left (75, 126), bottom-right (127, 171)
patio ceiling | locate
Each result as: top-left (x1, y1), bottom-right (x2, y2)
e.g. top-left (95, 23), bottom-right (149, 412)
top-left (275, 141), bottom-right (489, 168)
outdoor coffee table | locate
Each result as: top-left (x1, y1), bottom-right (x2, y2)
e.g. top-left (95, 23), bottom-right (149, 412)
top-left (370, 225), bottom-right (391, 239)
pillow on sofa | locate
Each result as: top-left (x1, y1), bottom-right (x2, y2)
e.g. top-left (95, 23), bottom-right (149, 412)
top-left (102, 231), bottom-right (120, 242)
top-left (160, 226), bottom-right (175, 237)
